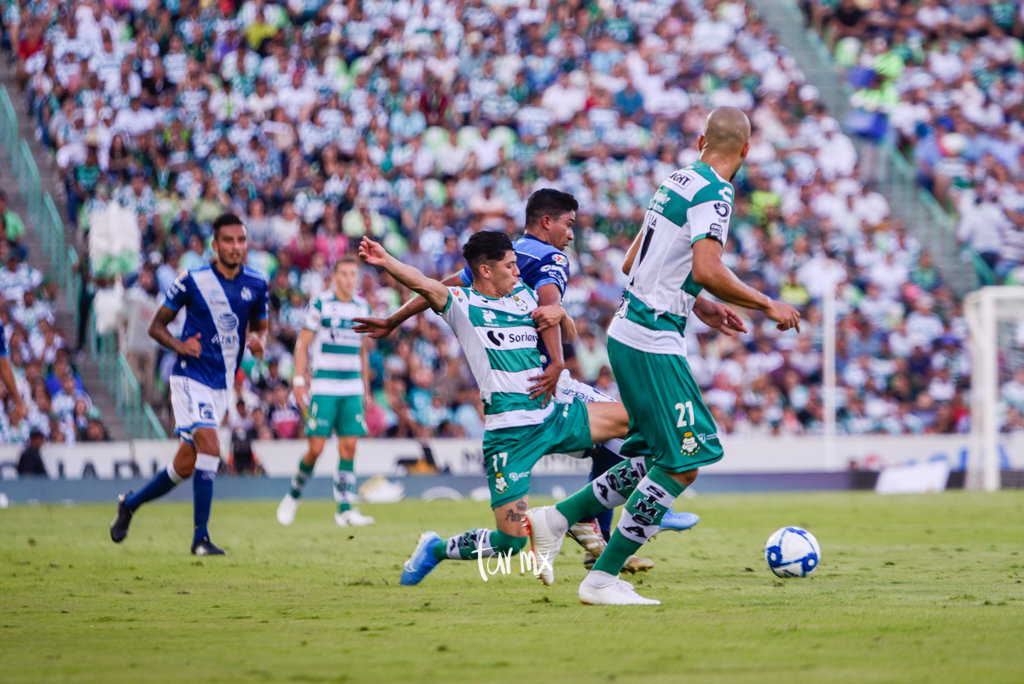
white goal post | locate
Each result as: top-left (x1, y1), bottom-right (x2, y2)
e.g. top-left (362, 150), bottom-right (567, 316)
top-left (964, 286), bottom-right (1024, 491)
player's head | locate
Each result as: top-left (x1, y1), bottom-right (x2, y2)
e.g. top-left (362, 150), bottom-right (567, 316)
top-left (463, 231), bottom-right (518, 296)
top-left (524, 189), bottom-right (577, 250)
top-left (697, 107), bottom-right (751, 180)
top-left (211, 213), bottom-right (248, 269)
top-left (333, 255), bottom-right (359, 298)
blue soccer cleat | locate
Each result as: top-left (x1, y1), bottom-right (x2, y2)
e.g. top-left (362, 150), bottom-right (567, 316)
top-left (659, 510), bottom-right (700, 532)
top-left (400, 531), bottom-right (443, 585)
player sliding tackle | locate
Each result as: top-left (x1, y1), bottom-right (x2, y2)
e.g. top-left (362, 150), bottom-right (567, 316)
top-left (358, 231), bottom-right (635, 587)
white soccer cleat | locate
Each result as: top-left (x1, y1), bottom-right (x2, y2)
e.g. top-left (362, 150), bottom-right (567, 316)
top-left (525, 506), bottom-right (568, 585)
top-left (578, 570), bottom-right (661, 606)
top-left (335, 508), bottom-right (376, 527)
top-left (277, 494), bottom-right (299, 526)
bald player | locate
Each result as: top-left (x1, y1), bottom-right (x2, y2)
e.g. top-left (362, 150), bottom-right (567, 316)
top-left (527, 107), bottom-right (802, 605)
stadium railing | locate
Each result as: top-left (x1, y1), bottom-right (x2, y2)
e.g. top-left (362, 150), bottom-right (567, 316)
top-left (89, 330), bottom-right (166, 440)
top-left (0, 84), bottom-right (166, 440)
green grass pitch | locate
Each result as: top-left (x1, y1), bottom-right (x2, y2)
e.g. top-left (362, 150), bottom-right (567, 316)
top-left (2, 491), bottom-right (1022, 683)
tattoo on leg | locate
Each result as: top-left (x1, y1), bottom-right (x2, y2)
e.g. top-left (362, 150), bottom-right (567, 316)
top-left (505, 509), bottom-right (523, 523)
top-left (515, 501), bottom-right (528, 512)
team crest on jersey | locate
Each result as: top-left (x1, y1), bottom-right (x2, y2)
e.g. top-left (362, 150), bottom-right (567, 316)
top-left (680, 431), bottom-right (700, 456)
top-left (512, 295), bottom-right (528, 312)
top-left (552, 254), bottom-right (568, 267)
top-left (241, 287), bottom-right (253, 301)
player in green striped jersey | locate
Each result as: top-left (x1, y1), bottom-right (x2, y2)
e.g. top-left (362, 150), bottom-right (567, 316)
top-left (527, 107), bottom-right (802, 604)
top-left (276, 257), bottom-right (376, 528)
top-left (357, 231), bottom-right (637, 587)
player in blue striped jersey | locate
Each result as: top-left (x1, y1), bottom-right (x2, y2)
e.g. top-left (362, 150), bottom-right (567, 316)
top-left (111, 213), bottom-right (269, 555)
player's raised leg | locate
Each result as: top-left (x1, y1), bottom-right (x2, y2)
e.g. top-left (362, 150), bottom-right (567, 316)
top-left (400, 497), bottom-right (529, 585)
top-left (111, 440), bottom-right (192, 543)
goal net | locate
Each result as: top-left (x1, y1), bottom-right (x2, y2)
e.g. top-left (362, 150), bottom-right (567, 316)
top-left (965, 287), bottom-right (1024, 491)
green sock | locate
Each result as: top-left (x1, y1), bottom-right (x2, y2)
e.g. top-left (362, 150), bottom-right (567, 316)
top-left (335, 459), bottom-right (355, 513)
top-left (555, 456), bottom-right (649, 525)
top-left (432, 528), bottom-right (527, 561)
top-left (289, 459), bottom-right (315, 499)
top-left (592, 466), bottom-right (686, 576)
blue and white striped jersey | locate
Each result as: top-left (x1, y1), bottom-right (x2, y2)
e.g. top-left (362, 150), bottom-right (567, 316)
top-left (164, 263), bottom-right (269, 390)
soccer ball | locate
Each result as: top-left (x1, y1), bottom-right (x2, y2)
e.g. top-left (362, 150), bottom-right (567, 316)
top-left (764, 526), bottom-right (821, 578)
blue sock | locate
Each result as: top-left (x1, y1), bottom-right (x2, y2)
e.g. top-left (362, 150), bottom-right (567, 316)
top-left (192, 454), bottom-right (218, 543)
top-left (126, 464), bottom-right (182, 511)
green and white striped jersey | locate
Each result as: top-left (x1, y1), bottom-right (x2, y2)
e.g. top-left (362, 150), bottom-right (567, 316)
top-left (441, 283), bottom-right (553, 431)
top-left (303, 290), bottom-right (369, 397)
top-left (608, 160), bottom-right (735, 356)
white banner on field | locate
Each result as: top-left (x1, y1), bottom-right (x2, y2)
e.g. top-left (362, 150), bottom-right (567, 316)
top-left (0, 434), bottom-right (1020, 480)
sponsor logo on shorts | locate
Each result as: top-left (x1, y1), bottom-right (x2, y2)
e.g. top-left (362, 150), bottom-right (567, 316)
top-left (506, 471), bottom-right (529, 483)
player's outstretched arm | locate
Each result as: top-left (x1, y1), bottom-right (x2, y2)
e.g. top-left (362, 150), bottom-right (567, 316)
top-left (352, 271), bottom-right (464, 338)
top-left (691, 239), bottom-right (801, 332)
top-left (358, 237), bottom-right (450, 313)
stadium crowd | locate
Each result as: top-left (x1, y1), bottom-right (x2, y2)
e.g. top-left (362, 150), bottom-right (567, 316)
top-left (0, 187), bottom-right (110, 445)
top-left (807, 0), bottom-right (1024, 285)
top-left (3, 0), bottom-right (1022, 450)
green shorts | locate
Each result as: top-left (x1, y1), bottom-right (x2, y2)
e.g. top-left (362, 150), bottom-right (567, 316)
top-left (305, 394), bottom-right (367, 438)
top-left (608, 337), bottom-right (723, 472)
top-left (482, 398), bottom-right (594, 508)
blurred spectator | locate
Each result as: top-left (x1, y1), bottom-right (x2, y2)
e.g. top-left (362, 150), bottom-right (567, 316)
top-left (17, 428), bottom-right (47, 477)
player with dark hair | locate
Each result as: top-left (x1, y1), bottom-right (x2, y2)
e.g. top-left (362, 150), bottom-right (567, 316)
top-left (110, 213), bottom-right (269, 555)
top-left (355, 188), bottom-right (702, 574)
top-left (358, 231), bottom-right (636, 587)
top-left (526, 107), bottom-right (801, 604)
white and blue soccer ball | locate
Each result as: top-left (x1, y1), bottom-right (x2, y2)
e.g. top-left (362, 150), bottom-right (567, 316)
top-left (765, 526), bottom-right (821, 578)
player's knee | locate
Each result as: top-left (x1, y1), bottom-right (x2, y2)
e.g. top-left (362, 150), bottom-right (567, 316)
top-left (192, 430), bottom-right (220, 457)
top-left (489, 530), bottom-right (528, 555)
top-left (666, 467), bottom-right (698, 487)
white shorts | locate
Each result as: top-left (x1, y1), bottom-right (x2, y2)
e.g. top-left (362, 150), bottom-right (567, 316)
top-left (555, 369), bottom-right (615, 404)
top-left (169, 376), bottom-right (230, 444)
top-left (555, 369), bottom-right (624, 458)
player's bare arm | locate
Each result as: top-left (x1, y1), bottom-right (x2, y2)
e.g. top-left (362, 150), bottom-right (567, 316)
top-left (352, 272), bottom-right (464, 337)
top-left (622, 229), bottom-right (643, 275)
top-left (149, 305), bottom-right (201, 357)
top-left (527, 283), bottom-right (565, 404)
top-left (0, 356), bottom-right (26, 422)
top-left (692, 295), bottom-right (747, 336)
top-left (358, 237), bottom-right (450, 312)
top-left (292, 327), bottom-right (315, 410)
top-left (691, 238), bottom-right (801, 332)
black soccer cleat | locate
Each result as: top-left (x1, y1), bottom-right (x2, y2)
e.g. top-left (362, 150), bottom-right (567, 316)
top-left (110, 492), bottom-right (134, 543)
top-left (190, 537), bottom-right (226, 556)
